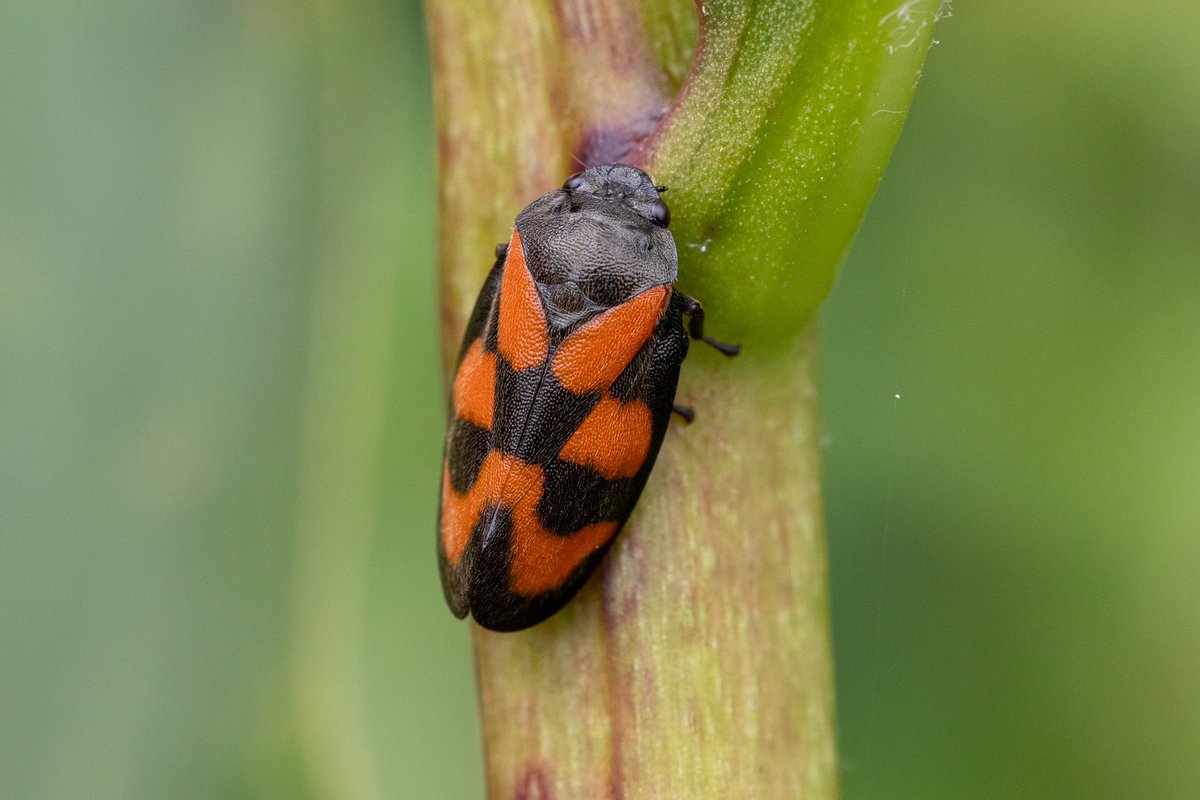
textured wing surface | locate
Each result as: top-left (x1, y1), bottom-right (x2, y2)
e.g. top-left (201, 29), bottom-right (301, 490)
top-left (439, 230), bottom-right (689, 630)
top-left (437, 242), bottom-right (505, 616)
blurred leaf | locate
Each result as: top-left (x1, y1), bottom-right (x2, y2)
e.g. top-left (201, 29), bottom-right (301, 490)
top-left (0, 1), bottom-right (321, 797)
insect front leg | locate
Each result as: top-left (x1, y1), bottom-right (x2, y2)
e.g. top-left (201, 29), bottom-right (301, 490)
top-left (678, 294), bottom-right (741, 356)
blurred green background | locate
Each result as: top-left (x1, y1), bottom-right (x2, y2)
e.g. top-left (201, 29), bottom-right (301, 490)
top-left (2, 1), bottom-right (1197, 798)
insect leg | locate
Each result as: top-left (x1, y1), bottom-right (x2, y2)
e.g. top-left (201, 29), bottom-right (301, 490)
top-left (678, 294), bottom-right (740, 356)
top-left (671, 404), bottom-right (695, 423)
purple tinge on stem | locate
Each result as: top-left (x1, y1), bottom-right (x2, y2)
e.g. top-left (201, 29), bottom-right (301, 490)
top-left (514, 760), bottom-right (554, 800)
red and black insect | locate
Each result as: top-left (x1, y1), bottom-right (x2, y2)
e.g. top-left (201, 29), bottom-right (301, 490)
top-left (438, 164), bottom-right (737, 632)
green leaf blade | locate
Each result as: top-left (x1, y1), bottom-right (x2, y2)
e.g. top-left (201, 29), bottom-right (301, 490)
top-left (652, 0), bottom-right (944, 347)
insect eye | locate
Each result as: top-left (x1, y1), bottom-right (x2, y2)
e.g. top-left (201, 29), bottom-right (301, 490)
top-left (562, 172), bottom-right (586, 191)
top-left (649, 198), bottom-right (671, 228)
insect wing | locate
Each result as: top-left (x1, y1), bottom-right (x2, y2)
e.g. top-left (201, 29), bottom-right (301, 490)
top-left (438, 231), bottom-right (691, 631)
top-left (437, 246), bottom-right (505, 616)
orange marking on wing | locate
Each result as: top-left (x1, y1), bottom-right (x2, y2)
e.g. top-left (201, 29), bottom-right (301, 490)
top-left (497, 230), bottom-right (549, 371)
top-left (441, 464), bottom-right (479, 566)
top-left (484, 451), bottom-right (543, 509)
top-left (551, 286), bottom-right (670, 394)
top-left (441, 451), bottom-right (543, 569)
top-left (452, 339), bottom-right (496, 429)
top-left (559, 396), bottom-right (653, 479)
top-left (510, 519), bottom-right (618, 597)
top-left (442, 446), bottom-right (618, 596)
top-left (488, 453), bottom-right (618, 597)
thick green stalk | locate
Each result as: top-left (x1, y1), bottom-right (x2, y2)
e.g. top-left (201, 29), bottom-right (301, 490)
top-left (426, 1), bottom-right (938, 797)
top-left (473, 335), bottom-right (832, 797)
